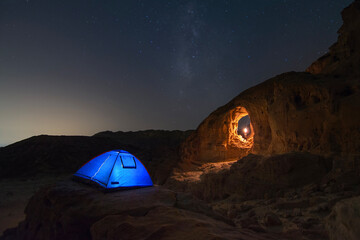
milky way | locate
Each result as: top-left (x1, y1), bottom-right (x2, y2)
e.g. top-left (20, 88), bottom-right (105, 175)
top-left (0, 0), bottom-right (353, 146)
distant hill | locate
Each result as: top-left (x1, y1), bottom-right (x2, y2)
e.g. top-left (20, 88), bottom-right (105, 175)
top-left (0, 130), bottom-right (193, 184)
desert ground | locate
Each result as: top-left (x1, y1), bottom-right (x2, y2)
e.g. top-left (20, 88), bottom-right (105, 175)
top-left (0, 175), bottom-right (70, 235)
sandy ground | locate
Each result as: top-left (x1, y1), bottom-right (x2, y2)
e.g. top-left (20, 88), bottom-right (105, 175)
top-left (0, 175), bottom-right (70, 236)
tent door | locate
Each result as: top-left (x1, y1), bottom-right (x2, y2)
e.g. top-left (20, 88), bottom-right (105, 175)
top-left (120, 156), bottom-right (136, 168)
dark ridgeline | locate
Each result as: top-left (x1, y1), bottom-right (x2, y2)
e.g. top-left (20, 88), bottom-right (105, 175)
top-left (0, 130), bottom-right (193, 185)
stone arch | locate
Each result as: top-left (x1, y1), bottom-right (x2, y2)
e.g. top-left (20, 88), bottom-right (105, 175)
top-left (179, 95), bottom-right (274, 170)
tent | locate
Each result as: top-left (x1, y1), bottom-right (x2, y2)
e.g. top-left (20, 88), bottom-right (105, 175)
top-left (73, 150), bottom-right (153, 189)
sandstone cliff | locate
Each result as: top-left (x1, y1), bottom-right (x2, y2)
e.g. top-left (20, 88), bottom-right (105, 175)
top-left (307, 0), bottom-right (360, 76)
top-left (179, 1), bottom-right (360, 170)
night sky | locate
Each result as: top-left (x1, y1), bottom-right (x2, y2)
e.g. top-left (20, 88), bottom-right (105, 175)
top-left (0, 0), bottom-right (353, 146)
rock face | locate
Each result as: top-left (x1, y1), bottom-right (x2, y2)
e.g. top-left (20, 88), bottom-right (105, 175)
top-left (307, 0), bottom-right (360, 76)
top-left (180, 68), bottom-right (360, 170)
top-left (179, 1), bottom-right (360, 170)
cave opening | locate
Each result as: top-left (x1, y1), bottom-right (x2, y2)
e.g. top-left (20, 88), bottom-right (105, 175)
top-left (237, 115), bottom-right (252, 139)
top-left (228, 107), bottom-right (254, 150)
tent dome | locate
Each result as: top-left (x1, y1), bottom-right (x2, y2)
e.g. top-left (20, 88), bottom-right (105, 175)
top-left (73, 150), bottom-right (153, 189)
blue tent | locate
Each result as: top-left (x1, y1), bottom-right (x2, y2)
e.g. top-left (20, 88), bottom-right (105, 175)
top-left (73, 150), bottom-right (153, 189)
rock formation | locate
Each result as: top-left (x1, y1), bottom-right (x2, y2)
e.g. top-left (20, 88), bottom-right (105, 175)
top-left (169, 0), bottom-right (360, 237)
top-left (307, 0), bottom-right (360, 76)
top-left (178, 1), bottom-right (360, 170)
top-left (166, 5), bottom-right (360, 232)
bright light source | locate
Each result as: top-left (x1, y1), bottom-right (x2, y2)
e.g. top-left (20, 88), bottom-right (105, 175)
top-left (243, 128), bottom-right (248, 134)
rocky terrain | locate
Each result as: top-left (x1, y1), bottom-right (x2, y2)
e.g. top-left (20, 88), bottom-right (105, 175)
top-left (0, 130), bottom-right (191, 235)
top-left (0, 176), bottom-right (70, 235)
top-left (1, 1), bottom-right (360, 240)
top-left (1, 180), bottom-right (283, 240)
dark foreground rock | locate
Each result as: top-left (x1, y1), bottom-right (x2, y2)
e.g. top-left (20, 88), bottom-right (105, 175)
top-left (1, 180), bottom-right (284, 240)
top-left (3, 179), bottom-right (360, 240)
top-left (168, 153), bottom-right (334, 201)
top-left (166, 152), bottom-right (360, 239)
top-left (326, 196), bottom-right (360, 240)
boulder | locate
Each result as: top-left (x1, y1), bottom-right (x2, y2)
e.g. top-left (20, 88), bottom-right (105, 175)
top-left (326, 196), bottom-right (360, 240)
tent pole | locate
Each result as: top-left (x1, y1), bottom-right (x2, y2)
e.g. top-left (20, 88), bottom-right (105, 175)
top-left (106, 152), bottom-right (120, 187)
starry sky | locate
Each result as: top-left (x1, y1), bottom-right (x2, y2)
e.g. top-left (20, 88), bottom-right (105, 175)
top-left (0, 0), bottom-right (353, 146)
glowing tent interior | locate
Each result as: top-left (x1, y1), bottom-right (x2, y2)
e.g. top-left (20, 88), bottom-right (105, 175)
top-left (73, 150), bottom-right (153, 189)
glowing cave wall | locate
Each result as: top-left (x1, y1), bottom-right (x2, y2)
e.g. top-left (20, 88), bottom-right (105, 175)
top-left (179, 105), bottom-right (258, 170)
top-left (229, 107), bottom-right (254, 150)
